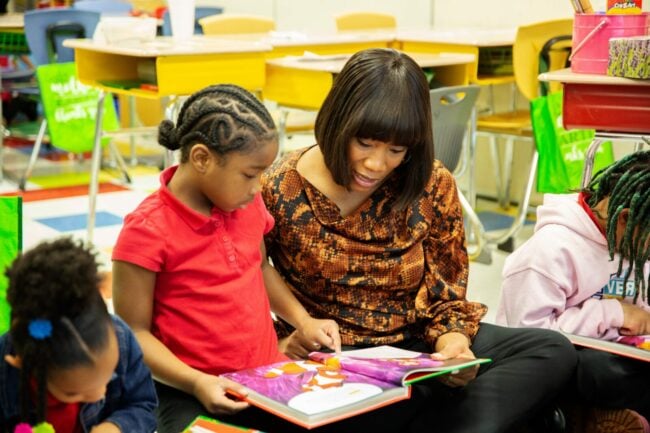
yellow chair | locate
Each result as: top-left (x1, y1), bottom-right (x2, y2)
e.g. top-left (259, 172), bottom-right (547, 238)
top-left (475, 18), bottom-right (573, 248)
top-left (198, 13), bottom-right (275, 35)
top-left (334, 11), bottom-right (397, 31)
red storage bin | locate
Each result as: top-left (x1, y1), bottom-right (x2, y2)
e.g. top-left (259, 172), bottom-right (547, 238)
top-left (562, 82), bottom-right (650, 134)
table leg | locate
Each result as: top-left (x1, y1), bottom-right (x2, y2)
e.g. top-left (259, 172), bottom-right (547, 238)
top-left (87, 90), bottom-right (106, 245)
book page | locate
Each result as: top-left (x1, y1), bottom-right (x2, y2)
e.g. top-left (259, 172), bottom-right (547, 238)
top-left (222, 360), bottom-right (399, 413)
top-left (338, 345), bottom-right (424, 359)
top-left (564, 333), bottom-right (650, 362)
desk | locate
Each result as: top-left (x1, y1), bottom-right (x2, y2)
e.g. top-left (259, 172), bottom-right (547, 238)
top-left (64, 36), bottom-right (273, 243)
top-left (539, 68), bottom-right (650, 186)
top-left (0, 13), bottom-right (27, 182)
top-left (216, 30), bottom-right (395, 59)
top-left (64, 36), bottom-right (272, 98)
top-left (397, 28), bottom-right (516, 85)
top-left (264, 52), bottom-right (475, 110)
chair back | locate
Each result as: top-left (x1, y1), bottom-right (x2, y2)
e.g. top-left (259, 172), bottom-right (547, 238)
top-left (430, 85), bottom-right (480, 172)
top-left (162, 6), bottom-right (224, 35)
top-left (73, 0), bottom-right (132, 16)
top-left (335, 11), bottom-right (396, 31)
top-left (24, 8), bottom-right (100, 66)
top-left (513, 18), bottom-right (573, 102)
top-left (199, 13), bottom-right (275, 35)
top-left (0, 196), bottom-right (21, 335)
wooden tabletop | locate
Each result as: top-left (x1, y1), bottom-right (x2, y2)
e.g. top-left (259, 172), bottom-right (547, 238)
top-left (64, 36), bottom-right (272, 57)
top-left (398, 28), bottom-right (516, 47)
top-left (539, 68), bottom-right (650, 86)
top-left (0, 13), bottom-right (24, 29)
top-left (266, 51), bottom-right (476, 73)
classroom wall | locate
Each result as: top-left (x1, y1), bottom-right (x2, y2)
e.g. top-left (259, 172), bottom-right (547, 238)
top-left (195, 0), bottom-right (643, 31)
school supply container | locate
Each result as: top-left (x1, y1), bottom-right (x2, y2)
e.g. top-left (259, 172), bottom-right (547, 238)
top-left (571, 12), bottom-right (650, 74)
top-left (607, 35), bottom-right (650, 78)
top-left (563, 82), bottom-right (650, 134)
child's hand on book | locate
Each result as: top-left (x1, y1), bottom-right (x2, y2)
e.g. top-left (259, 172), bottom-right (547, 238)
top-left (618, 302), bottom-right (650, 336)
top-left (193, 373), bottom-right (250, 415)
top-left (282, 317), bottom-right (341, 359)
top-left (432, 332), bottom-right (479, 387)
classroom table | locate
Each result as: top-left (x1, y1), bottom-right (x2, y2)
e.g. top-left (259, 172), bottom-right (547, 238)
top-left (264, 51), bottom-right (476, 110)
top-left (63, 36), bottom-right (273, 243)
top-left (539, 68), bottom-right (650, 187)
top-left (216, 30), bottom-right (396, 59)
top-left (64, 36), bottom-right (272, 98)
top-left (0, 13), bottom-right (27, 182)
top-left (397, 28), bottom-right (516, 85)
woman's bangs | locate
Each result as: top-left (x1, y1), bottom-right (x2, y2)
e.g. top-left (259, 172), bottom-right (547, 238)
top-left (354, 92), bottom-right (425, 148)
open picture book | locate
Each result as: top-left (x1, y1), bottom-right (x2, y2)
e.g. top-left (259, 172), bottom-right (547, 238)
top-left (564, 333), bottom-right (650, 362)
top-left (221, 345), bottom-right (491, 429)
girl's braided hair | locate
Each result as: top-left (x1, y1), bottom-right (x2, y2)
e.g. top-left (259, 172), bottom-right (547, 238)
top-left (158, 84), bottom-right (277, 162)
top-left (583, 150), bottom-right (650, 302)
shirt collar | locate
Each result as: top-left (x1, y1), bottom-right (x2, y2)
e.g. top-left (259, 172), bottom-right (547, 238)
top-left (158, 166), bottom-right (225, 232)
top-left (578, 191), bottom-right (606, 238)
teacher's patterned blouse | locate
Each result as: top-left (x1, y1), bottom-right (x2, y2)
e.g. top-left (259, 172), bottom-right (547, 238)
top-left (262, 148), bottom-right (487, 348)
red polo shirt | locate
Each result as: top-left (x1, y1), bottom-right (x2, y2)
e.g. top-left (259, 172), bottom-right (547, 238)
top-left (113, 166), bottom-right (287, 375)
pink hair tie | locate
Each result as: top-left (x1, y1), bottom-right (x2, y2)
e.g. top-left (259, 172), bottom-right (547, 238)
top-left (14, 423), bottom-right (33, 433)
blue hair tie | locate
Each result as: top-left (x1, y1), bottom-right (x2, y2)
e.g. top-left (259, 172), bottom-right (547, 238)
top-left (28, 319), bottom-right (52, 340)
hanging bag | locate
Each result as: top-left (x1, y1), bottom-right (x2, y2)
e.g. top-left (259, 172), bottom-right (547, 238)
top-left (531, 91), bottom-right (614, 193)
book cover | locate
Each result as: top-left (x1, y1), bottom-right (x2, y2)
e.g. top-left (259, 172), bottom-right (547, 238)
top-left (564, 333), bottom-right (650, 362)
top-left (183, 416), bottom-right (262, 433)
top-left (222, 345), bottom-right (491, 429)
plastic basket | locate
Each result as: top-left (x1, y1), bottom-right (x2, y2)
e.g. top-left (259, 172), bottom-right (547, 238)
top-left (478, 46), bottom-right (514, 75)
top-left (0, 31), bottom-right (30, 55)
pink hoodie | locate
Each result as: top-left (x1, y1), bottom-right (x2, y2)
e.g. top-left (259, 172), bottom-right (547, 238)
top-left (496, 193), bottom-right (650, 340)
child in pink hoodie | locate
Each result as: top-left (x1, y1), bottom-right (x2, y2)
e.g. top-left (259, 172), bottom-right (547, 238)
top-left (497, 151), bottom-right (650, 433)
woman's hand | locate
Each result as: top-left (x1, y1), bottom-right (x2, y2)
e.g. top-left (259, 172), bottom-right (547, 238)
top-left (432, 332), bottom-right (478, 388)
top-left (192, 372), bottom-right (250, 415)
top-left (619, 302), bottom-right (650, 336)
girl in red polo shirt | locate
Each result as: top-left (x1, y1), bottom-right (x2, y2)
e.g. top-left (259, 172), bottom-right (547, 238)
top-left (112, 85), bottom-right (350, 433)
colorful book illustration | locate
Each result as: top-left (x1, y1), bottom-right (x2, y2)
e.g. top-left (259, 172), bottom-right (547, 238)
top-left (221, 345), bottom-right (491, 429)
top-left (183, 415), bottom-right (262, 433)
top-left (564, 333), bottom-right (650, 362)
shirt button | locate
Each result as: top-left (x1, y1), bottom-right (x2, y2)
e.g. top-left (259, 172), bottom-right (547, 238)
top-left (228, 255), bottom-right (236, 262)
top-left (222, 236), bottom-right (228, 241)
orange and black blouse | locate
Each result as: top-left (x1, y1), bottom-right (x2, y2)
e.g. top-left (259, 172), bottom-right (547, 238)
top-left (262, 148), bottom-right (487, 349)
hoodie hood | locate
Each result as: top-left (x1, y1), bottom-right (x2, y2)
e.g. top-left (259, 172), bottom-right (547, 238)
top-left (534, 193), bottom-right (607, 248)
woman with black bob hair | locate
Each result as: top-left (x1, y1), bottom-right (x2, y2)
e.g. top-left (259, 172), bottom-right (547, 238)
top-left (262, 48), bottom-right (577, 432)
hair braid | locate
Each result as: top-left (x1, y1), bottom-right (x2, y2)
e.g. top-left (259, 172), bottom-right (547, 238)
top-left (158, 84), bottom-right (277, 162)
top-left (584, 150), bottom-right (650, 302)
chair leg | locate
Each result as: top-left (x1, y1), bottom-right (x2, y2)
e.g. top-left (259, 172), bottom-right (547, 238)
top-left (18, 119), bottom-right (48, 191)
top-left (501, 137), bottom-right (515, 210)
top-left (485, 149), bottom-right (538, 246)
top-left (277, 108), bottom-right (289, 157)
top-left (108, 140), bottom-right (131, 184)
top-left (87, 91), bottom-right (106, 245)
top-left (457, 186), bottom-right (491, 264)
top-left (580, 137), bottom-right (605, 188)
top-left (488, 135), bottom-right (505, 206)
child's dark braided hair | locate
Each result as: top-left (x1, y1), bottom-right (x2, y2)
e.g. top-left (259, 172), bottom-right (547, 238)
top-left (158, 84), bottom-right (277, 162)
top-left (5, 237), bottom-right (111, 424)
top-left (583, 150), bottom-right (650, 303)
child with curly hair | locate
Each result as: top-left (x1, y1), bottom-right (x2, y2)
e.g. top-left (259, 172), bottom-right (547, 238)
top-left (0, 237), bottom-right (157, 433)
